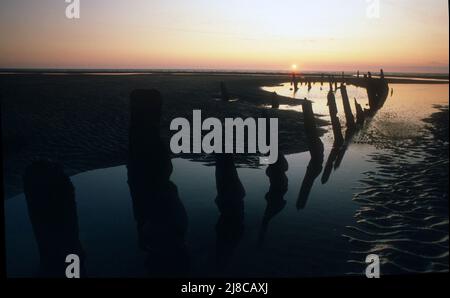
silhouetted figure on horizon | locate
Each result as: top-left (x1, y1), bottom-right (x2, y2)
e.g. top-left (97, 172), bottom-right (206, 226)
top-left (214, 154), bottom-right (245, 271)
top-left (23, 160), bottom-right (85, 277)
top-left (380, 69), bottom-right (385, 79)
top-left (127, 89), bottom-right (189, 277)
top-left (258, 153), bottom-right (288, 246)
top-left (357, 70), bottom-right (360, 78)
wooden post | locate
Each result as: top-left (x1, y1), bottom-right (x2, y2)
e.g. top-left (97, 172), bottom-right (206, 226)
top-left (128, 89), bottom-right (189, 276)
top-left (302, 99), bottom-right (324, 161)
top-left (354, 98), bottom-right (365, 125)
top-left (327, 87), bottom-right (344, 146)
top-left (340, 84), bottom-right (355, 128)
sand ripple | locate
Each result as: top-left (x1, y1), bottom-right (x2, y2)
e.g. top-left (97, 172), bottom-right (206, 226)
top-left (344, 107), bottom-right (449, 275)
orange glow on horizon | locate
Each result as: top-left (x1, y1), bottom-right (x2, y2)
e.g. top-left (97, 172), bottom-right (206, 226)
top-left (0, 0), bottom-right (448, 73)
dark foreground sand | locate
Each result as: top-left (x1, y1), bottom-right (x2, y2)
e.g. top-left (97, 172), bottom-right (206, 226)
top-left (1, 74), bottom-right (327, 199)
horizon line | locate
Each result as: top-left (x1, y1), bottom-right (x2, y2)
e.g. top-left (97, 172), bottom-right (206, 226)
top-left (0, 67), bottom-right (449, 76)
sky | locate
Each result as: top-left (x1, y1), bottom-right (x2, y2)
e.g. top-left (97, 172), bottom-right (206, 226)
top-left (0, 0), bottom-right (448, 72)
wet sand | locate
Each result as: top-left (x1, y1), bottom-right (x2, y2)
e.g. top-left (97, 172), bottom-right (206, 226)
top-left (345, 107), bottom-right (449, 274)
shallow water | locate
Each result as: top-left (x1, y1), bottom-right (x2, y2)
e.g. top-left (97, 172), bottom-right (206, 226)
top-left (5, 82), bottom-right (449, 277)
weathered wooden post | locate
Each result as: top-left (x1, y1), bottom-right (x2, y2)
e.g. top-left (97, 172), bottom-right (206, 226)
top-left (302, 99), bottom-right (324, 161)
top-left (365, 76), bottom-right (389, 113)
top-left (327, 85), bottom-right (344, 146)
top-left (128, 89), bottom-right (189, 276)
top-left (354, 98), bottom-right (365, 125)
top-left (339, 84), bottom-right (355, 128)
top-left (297, 99), bottom-right (324, 209)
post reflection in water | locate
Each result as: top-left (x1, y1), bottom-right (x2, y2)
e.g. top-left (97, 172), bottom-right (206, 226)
top-left (23, 160), bottom-right (85, 277)
top-left (214, 153), bottom-right (246, 271)
top-left (127, 89), bottom-right (189, 277)
top-left (258, 153), bottom-right (288, 246)
top-left (334, 128), bottom-right (357, 170)
top-left (297, 100), bottom-right (324, 209)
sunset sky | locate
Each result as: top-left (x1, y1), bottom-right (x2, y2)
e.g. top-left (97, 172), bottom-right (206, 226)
top-left (0, 0), bottom-right (448, 72)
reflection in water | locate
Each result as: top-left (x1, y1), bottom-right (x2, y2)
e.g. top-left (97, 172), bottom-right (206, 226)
top-left (127, 89), bottom-right (189, 277)
top-left (214, 154), bottom-right (245, 271)
top-left (298, 151), bottom-right (324, 209)
top-left (321, 147), bottom-right (339, 185)
top-left (23, 161), bottom-right (85, 277)
top-left (258, 153), bottom-right (288, 246)
top-left (334, 128), bottom-right (357, 170)
top-left (297, 100), bottom-right (324, 209)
